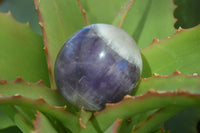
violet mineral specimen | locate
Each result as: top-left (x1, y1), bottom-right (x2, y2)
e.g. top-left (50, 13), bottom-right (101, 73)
top-left (55, 24), bottom-right (142, 111)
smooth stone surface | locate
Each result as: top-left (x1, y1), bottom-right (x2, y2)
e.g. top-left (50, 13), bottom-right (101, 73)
top-left (55, 24), bottom-right (142, 111)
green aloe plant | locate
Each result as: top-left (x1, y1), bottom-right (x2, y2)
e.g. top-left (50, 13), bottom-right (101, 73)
top-left (0, 0), bottom-right (200, 132)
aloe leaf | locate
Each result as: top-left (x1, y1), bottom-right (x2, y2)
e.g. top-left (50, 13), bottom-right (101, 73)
top-left (79, 107), bottom-right (92, 129)
top-left (32, 111), bottom-right (57, 133)
top-left (118, 110), bottom-right (157, 133)
top-left (0, 106), bottom-right (16, 122)
top-left (81, 91), bottom-right (200, 132)
top-left (104, 119), bottom-right (123, 133)
top-left (14, 114), bottom-right (32, 133)
top-left (80, 0), bottom-right (126, 24)
top-left (0, 110), bottom-right (14, 129)
top-left (120, 0), bottom-right (176, 49)
top-left (34, 0), bottom-right (85, 88)
top-left (0, 96), bottom-right (79, 132)
top-left (165, 107), bottom-right (200, 133)
top-left (0, 78), bottom-right (79, 131)
top-left (132, 107), bottom-right (184, 133)
top-left (174, 0), bottom-right (200, 29)
top-left (141, 25), bottom-right (200, 77)
top-left (134, 71), bottom-right (200, 95)
top-left (131, 72), bottom-right (200, 132)
top-left (81, 0), bottom-right (175, 49)
top-left (0, 78), bottom-right (67, 106)
top-left (0, 12), bottom-right (50, 86)
top-left (0, 0), bottom-right (41, 34)
top-left (0, 105), bottom-right (33, 133)
top-left (117, 117), bottom-right (137, 133)
top-left (14, 106), bottom-right (35, 129)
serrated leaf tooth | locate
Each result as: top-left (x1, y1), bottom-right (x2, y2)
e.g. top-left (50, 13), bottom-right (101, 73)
top-left (93, 90), bottom-right (200, 132)
top-left (104, 101), bottom-right (122, 108)
top-left (39, 22), bottom-right (44, 27)
top-left (38, 80), bottom-right (44, 84)
top-left (124, 95), bottom-right (132, 99)
top-left (79, 118), bottom-right (86, 129)
top-left (173, 70), bottom-right (181, 75)
top-left (176, 89), bottom-right (188, 93)
top-left (4, 78), bottom-right (48, 88)
top-left (14, 93), bottom-right (21, 97)
top-left (3, 11), bottom-right (31, 29)
top-left (147, 89), bottom-right (157, 94)
top-left (177, 27), bottom-right (183, 32)
top-left (7, 11), bottom-right (12, 15)
top-left (37, 97), bottom-right (46, 103)
top-left (16, 77), bottom-right (24, 82)
top-left (105, 103), bottom-right (111, 107)
top-left (79, 106), bottom-right (92, 129)
top-left (193, 73), bottom-right (198, 76)
top-left (153, 73), bottom-right (160, 77)
top-left (26, 21), bottom-right (30, 26)
top-left (33, 111), bottom-right (40, 129)
top-left (174, 4), bottom-right (178, 9)
top-left (43, 46), bottom-right (46, 50)
top-left (141, 71), bottom-right (200, 81)
top-left (141, 77), bottom-right (147, 81)
top-left (174, 18), bottom-right (178, 23)
top-left (152, 38), bottom-right (160, 43)
top-left (0, 79), bottom-right (7, 84)
top-left (34, 1), bottom-right (39, 10)
top-left (77, 0), bottom-right (89, 25)
top-left (0, 95), bottom-right (78, 132)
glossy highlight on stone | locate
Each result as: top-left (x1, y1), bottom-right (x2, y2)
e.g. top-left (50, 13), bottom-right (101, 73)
top-left (55, 24), bottom-right (142, 111)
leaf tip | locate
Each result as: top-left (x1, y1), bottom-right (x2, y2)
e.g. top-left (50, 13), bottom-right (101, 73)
top-left (33, 111), bottom-right (41, 131)
top-left (79, 117), bottom-right (87, 129)
top-left (112, 118), bottom-right (123, 132)
top-left (104, 95), bottom-right (133, 108)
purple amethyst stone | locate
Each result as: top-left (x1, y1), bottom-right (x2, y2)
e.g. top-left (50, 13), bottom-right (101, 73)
top-left (55, 24), bottom-right (142, 111)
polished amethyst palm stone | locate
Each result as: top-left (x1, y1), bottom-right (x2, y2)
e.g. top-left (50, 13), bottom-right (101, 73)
top-left (55, 24), bottom-right (142, 111)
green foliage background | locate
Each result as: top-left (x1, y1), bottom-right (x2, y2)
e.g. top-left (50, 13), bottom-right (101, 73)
top-left (0, 0), bottom-right (200, 132)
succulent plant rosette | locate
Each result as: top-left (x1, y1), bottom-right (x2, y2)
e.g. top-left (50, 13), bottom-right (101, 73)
top-left (0, 0), bottom-right (200, 133)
